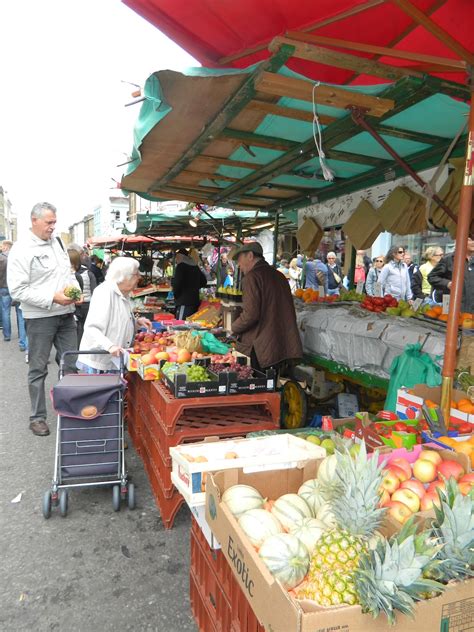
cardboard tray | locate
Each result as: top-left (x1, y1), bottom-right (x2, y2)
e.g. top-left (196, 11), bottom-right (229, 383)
top-left (205, 465), bottom-right (474, 632)
top-left (397, 385), bottom-right (474, 425)
top-left (170, 434), bottom-right (326, 507)
top-left (202, 356), bottom-right (276, 395)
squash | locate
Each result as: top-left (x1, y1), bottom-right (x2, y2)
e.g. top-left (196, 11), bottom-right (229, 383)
top-left (222, 484), bottom-right (264, 518)
top-left (297, 479), bottom-right (325, 517)
top-left (238, 509), bottom-right (283, 548)
top-left (271, 493), bottom-right (312, 531)
top-left (259, 533), bottom-right (310, 589)
top-left (289, 517), bottom-right (326, 554)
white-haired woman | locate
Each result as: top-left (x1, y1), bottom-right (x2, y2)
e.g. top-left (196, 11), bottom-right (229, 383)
top-left (78, 257), bottom-right (151, 372)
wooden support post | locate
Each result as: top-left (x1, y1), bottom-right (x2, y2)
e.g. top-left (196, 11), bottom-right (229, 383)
top-left (440, 86), bottom-right (474, 423)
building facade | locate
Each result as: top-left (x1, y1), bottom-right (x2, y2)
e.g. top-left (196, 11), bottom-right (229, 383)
top-left (0, 187), bottom-right (17, 241)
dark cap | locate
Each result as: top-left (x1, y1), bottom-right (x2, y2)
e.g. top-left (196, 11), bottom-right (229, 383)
top-left (176, 248), bottom-right (188, 256)
top-left (231, 241), bottom-right (264, 260)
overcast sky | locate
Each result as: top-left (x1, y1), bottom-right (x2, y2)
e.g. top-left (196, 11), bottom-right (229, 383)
top-left (0, 0), bottom-right (197, 234)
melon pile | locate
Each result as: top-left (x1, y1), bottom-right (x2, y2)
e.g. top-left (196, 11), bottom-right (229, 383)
top-left (221, 456), bottom-right (339, 589)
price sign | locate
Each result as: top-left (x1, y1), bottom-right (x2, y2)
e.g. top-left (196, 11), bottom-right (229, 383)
top-left (442, 294), bottom-right (450, 314)
top-left (318, 285), bottom-right (325, 298)
top-left (374, 282), bottom-right (383, 297)
top-left (356, 281), bottom-right (364, 294)
top-left (412, 298), bottom-right (423, 311)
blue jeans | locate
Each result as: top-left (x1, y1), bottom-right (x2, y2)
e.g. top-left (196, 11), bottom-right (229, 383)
top-left (0, 288), bottom-right (12, 340)
top-left (16, 306), bottom-right (28, 350)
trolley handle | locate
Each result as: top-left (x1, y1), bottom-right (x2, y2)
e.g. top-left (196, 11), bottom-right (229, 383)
top-left (60, 350), bottom-right (125, 377)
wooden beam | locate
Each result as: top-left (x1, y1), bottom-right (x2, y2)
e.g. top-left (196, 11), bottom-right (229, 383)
top-left (326, 149), bottom-right (391, 166)
top-left (389, 0), bottom-right (474, 66)
top-left (197, 155), bottom-right (259, 170)
top-left (247, 100), bottom-right (336, 125)
top-left (269, 36), bottom-right (423, 81)
top-left (220, 128), bottom-right (298, 151)
top-left (285, 30), bottom-right (466, 71)
top-left (147, 44), bottom-right (294, 193)
top-left (178, 170), bottom-right (240, 183)
top-left (375, 124), bottom-right (445, 145)
top-left (254, 71), bottom-right (394, 117)
top-left (217, 0), bottom-right (385, 65)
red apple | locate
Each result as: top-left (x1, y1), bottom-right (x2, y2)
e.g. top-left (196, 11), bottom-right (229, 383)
top-left (459, 473), bottom-right (474, 485)
top-left (420, 450), bottom-right (443, 466)
top-left (144, 334), bottom-right (154, 343)
top-left (458, 482), bottom-right (473, 496)
top-left (387, 501), bottom-right (412, 524)
top-left (427, 480), bottom-right (446, 495)
top-left (413, 458), bottom-right (438, 483)
top-left (389, 458), bottom-right (412, 480)
top-left (391, 488), bottom-right (420, 513)
top-left (400, 479), bottom-right (426, 500)
top-left (380, 469), bottom-right (401, 495)
top-left (437, 460), bottom-right (464, 482)
top-left (386, 464), bottom-right (410, 483)
top-left (140, 353), bottom-right (155, 366)
top-left (421, 492), bottom-right (441, 512)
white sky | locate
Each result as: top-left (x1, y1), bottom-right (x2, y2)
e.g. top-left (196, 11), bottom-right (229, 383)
top-left (0, 0), bottom-right (197, 234)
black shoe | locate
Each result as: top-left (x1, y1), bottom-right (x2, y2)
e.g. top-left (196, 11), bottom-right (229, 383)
top-left (4, 338), bottom-right (11, 342)
top-left (29, 420), bottom-right (50, 436)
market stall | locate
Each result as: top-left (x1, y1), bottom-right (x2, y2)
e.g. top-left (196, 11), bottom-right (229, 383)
top-left (115, 3), bottom-right (473, 631)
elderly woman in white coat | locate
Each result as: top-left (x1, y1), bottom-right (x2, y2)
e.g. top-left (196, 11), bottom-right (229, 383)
top-left (379, 245), bottom-right (413, 302)
top-left (78, 257), bottom-right (151, 372)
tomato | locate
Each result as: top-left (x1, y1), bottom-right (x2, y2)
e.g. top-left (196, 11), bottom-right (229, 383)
top-left (458, 423), bottom-right (473, 434)
top-left (405, 426), bottom-right (418, 433)
top-left (373, 297), bottom-right (385, 306)
top-left (366, 305), bottom-right (375, 311)
top-left (374, 306), bottom-right (384, 313)
top-left (383, 294), bottom-right (394, 305)
top-left (393, 422), bottom-right (408, 432)
top-left (389, 299), bottom-right (398, 307)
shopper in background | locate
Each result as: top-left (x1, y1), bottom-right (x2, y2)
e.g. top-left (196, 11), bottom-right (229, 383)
top-left (404, 251), bottom-right (418, 283)
top-left (79, 257), bottom-right (151, 373)
top-left (0, 240), bottom-right (13, 342)
top-left (304, 252), bottom-right (329, 293)
top-left (90, 255), bottom-right (105, 285)
top-left (7, 202), bottom-right (81, 436)
top-left (213, 252), bottom-right (232, 287)
top-left (278, 259), bottom-right (290, 279)
top-left (379, 245), bottom-right (413, 302)
top-left (326, 252), bottom-right (343, 296)
top-left (172, 248), bottom-right (208, 320)
top-left (357, 249), bottom-right (371, 277)
top-left (412, 246), bottom-right (444, 301)
top-left (365, 255), bottom-right (385, 296)
top-left (428, 238), bottom-right (474, 312)
top-left (231, 242), bottom-right (302, 371)
top-left (288, 258), bottom-right (301, 294)
top-left (68, 248), bottom-right (97, 346)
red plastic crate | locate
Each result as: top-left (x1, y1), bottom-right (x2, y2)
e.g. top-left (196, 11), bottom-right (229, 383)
top-left (140, 422), bottom-right (174, 497)
top-left (141, 455), bottom-right (184, 529)
top-left (191, 518), bottom-right (233, 598)
top-left (228, 570), bottom-right (265, 632)
top-left (190, 531), bottom-right (232, 632)
top-left (125, 398), bottom-right (142, 454)
top-left (148, 380), bottom-right (281, 435)
top-left (189, 571), bottom-right (217, 632)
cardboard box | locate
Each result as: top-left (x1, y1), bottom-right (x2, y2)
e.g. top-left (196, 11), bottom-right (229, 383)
top-left (205, 466), bottom-right (474, 632)
top-left (189, 504), bottom-right (220, 550)
top-left (396, 385), bottom-right (474, 425)
top-left (342, 199), bottom-right (383, 250)
top-left (137, 359), bottom-right (161, 381)
top-left (170, 434), bottom-right (325, 507)
top-left (124, 351), bottom-right (141, 372)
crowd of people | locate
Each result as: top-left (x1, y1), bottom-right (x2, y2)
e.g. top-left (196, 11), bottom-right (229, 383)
top-left (281, 240), bottom-right (473, 311)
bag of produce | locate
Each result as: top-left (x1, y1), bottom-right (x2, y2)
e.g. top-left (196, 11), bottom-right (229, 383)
top-left (198, 331), bottom-right (229, 355)
top-left (174, 331), bottom-right (203, 353)
top-left (385, 343), bottom-right (441, 411)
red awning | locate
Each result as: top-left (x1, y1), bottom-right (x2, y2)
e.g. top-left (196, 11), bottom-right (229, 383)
top-left (122, 0), bottom-right (472, 86)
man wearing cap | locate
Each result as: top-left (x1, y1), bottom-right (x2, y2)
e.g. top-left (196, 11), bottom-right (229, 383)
top-left (231, 242), bottom-right (302, 371)
top-left (172, 248), bottom-right (208, 320)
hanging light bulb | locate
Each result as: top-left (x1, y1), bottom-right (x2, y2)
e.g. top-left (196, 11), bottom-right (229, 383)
top-left (189, 207), bottom-right (203, 228)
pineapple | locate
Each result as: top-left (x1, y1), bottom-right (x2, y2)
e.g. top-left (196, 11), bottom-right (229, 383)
top-left (431, 478), bottom-right (474, 581)
top-left (297, 443), bottom-right (385, 605)
top-left (296, 444), bottom-right (444, 624)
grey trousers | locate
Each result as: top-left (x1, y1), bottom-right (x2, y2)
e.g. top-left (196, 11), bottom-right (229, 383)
top-left (25, 314), bottom-right (78, 423)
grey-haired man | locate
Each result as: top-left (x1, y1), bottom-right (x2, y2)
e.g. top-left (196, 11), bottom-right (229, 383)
top-left (7, 202), bottom-right (80, 436)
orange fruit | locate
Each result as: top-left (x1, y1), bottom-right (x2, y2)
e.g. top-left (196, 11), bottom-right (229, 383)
top-left (454, 442), bottom-right (473, 457)
top-left (459, 402), bottom-right (474, 414)
top-left (451, 401), bottom-right (458, 409)
top-left (432, 306), bottom-right (443, 316)
top-left (425, 399), bottom-right (438, 409)
top-left (438, 313), bottom-right (449, 322)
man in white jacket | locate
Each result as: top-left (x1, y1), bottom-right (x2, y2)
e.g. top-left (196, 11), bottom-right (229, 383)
top-left (7, 202), bottom-right (80, 436)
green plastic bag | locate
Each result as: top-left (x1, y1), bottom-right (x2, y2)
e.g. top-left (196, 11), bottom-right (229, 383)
top-left (192, 330), bottom-right (229, 355)
top-left (385, 343), bottom-right (442, 412)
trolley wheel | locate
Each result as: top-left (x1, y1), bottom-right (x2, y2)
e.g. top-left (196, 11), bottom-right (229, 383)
top-left (42, 491), bottom-right (52, 519)
top-left (112, 485), bottom-right (121, 512)
top-left (59, 490), bottom-right (69, 517)
top-left (127, 483), bottom-right (136, 510)
top-left (51, 491), bottom-right (59, 507)
top-left (280, 380), bottom-right (307, 429)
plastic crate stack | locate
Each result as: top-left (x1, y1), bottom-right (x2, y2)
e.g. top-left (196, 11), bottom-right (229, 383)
top-left (190, 518), bottom-right (264, 632)
top-left (125, 374), bottom-right (281, 528)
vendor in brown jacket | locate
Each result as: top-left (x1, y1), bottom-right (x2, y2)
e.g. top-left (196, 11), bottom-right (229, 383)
top-left (231, 242), bottom-right (303, 370)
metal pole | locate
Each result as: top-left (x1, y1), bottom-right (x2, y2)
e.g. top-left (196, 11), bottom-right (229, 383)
top-left (440, 86), bottom-right (474, 422)
top-left (273, 212), bottom-right (280, 266)
top-left (349, 246), bottom-right (357, 290)
top-left (349, 107), bottom-right (458, 224)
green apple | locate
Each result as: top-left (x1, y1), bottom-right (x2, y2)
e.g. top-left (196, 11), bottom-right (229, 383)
top-left (306, 435), bottom-right (321, 445)
top-left (321, 438), bottom-right (335, 454)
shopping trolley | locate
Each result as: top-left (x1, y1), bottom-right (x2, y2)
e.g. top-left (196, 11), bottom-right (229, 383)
top-left (42, 351), bottom-right (135, 518)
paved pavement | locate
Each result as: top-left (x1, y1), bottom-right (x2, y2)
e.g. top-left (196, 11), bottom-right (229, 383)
top-left (0, 323), bottom-right (197, 632)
